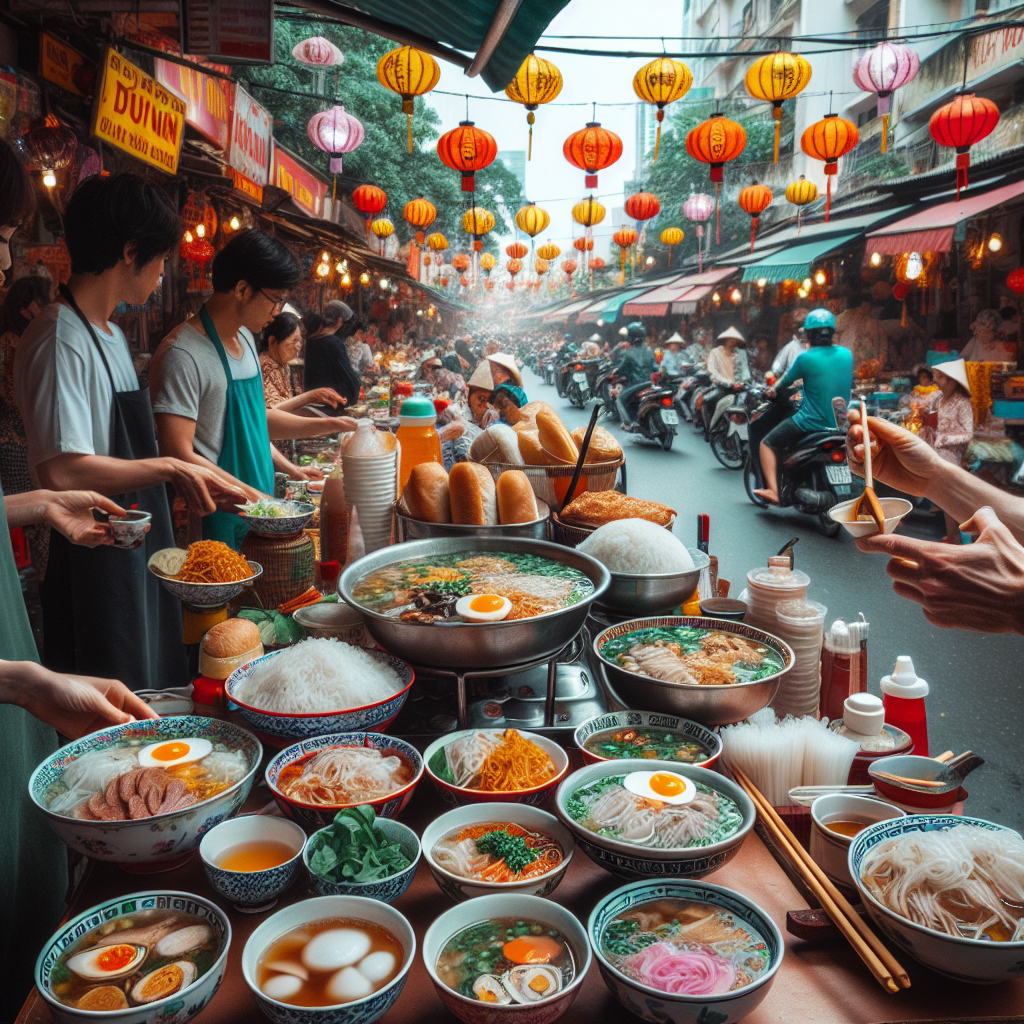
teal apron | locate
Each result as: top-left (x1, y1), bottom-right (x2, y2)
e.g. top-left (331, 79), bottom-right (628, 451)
top-left (198, 304), bottom-right (275, 549)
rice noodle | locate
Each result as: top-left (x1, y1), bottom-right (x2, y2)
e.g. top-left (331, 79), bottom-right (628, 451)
top-left (278, 746), bottom-right (413, 805)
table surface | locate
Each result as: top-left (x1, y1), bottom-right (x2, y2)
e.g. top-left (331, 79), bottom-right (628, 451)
top-left (18, 773), bottom-right (1024, 1024)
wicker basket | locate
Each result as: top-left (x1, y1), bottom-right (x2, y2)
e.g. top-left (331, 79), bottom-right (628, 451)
top-left (481, 457), bottom-right (624, 509)
top-left (240, 530), bottom-right (316, 608)
top-left (550, 511), bottom-right (677, 548)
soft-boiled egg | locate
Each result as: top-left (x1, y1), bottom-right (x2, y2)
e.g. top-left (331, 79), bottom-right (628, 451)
top-left (623, 770), bottom-right (696, 806)
top-left (138, 737), bottom-right (212, 769)
top-left (455, 593), bottom-right (512, 623)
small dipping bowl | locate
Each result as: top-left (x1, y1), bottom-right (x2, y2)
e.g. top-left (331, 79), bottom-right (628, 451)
top-left (869, 754), bottom-right (969, 811)
top-left (828, 496), bottom-right (913, 537)
top-left (108, 509), bottom-right (153, 550)
top-left (809, 794), bottom-right (905, 891)
top-left (698, 598), bottom-right (747, 622)
top-left (200, 815), bottom-right (306, 913)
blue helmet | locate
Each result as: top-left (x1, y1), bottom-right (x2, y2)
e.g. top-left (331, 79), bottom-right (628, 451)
top-left (804, 308), bottom-right (836, 331)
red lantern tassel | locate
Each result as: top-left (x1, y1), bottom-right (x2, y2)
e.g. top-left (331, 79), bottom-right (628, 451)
top-left (715, 182), bottom-right (722, 245)
top-left (956, 151), bottom-right (970, 199)
top-left (750, 217), bottom-right (757, 253)
top-left (824, 162), bottom-right (837, 221)
top-left (881, 112), bottom-right (889, 154)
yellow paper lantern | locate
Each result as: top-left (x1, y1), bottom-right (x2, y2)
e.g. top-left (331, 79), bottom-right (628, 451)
top-left (632, 57), bottom-right (693, 161)
top-left (745, 51), bottom-right (813, 162)
top-left (376, 45), bottom-right (441, 153)
top-left (370, 217), bottom-right (394, 238)
top-left (515, 203), bottom-right (550, 238)
top-left (536, 241), bottom-right (561, 261)
top-left (534, 257), bottom-right (550, 275)
top-left (504, 54), bottom-right (563, 160)
top-left (480, 252), bottom-right (496, 272)
top-left (461, 207), bottom-right (495, 237)
top-left (660, 227), bottom-right (684, 246)
top-left (571, 197), bottom-right (606, 227)
top-left (426, 232), bottom-right (448, 251)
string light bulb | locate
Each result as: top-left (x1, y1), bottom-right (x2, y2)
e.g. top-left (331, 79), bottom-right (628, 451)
top-left (42, 170), bottom-right (56, 187)
top-left (196, 224), bottom-right (205, 238)
top-left (814, 270), bottom-right (826, 285)
top-left (988, 233), bottom-right (1003, 252)
top-left (802, 278), bottom-right (812, 290)
top-left (229, 216), bottom-right (241, 231)
top-left (316, 261), bottom-right (330, 278)
top-left (712, 291), bottom-right (721, 304)
top-left (360, 272), bottom-right (370, 285)
top-left (184, 230), bottom-right (194, 244)
top-left (870, 251), bottom-right (881, 266)
top-left (798, 287), bottom-right (808, 297)
top-left (730, 287), bottom-right (742, 303)
top-left (757, 277), bottom-right (767, 288)
top-left (379, 278), bottom-right (390, 290)
top-left (321, 251), bottom-right (330, 262)
top-left (341, 273), bottom-right (351, 286)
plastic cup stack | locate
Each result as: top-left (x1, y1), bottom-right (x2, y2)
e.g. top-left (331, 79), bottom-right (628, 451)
top-left (744, 556), bottom-right (810, 635)
top-left (772, 598), bottom-right (828, 719)
top-left (341, 421), bottom-right (398, 554)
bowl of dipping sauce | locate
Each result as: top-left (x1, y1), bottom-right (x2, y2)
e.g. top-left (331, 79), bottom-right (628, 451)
top-left (809, 794), bottom-right (904, 891)
top-left (108, 509), bottom-right (153, 550)
top-left (828, 496), bottom-right (912, 537)
top-left (200, 815), bottom-right (306, 912)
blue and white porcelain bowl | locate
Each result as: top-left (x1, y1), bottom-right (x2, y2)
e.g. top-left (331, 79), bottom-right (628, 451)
top-left (242, 895), bottom-right (416, 1024)
top-left (226, 647), bottom-right (415, 746)
top-left (239, 500), bottom-right (316, 537)
top-left (421, 803), bottom-right (574, 902)
top-left (108, 510), bottom-right (152, 550)
top-left (148, 554), bottom-right (263, 608)
top-left (28, 717), bottom-right (262, 868)
top-left (304, 817), bottom-right (421, 901)
top-left (849, 814), bottom-right (1024, 983)
top-left (200, 815), bottom-right (306, 913)
top-left (35, 889), bottom-right (231, 1024)
top-left (588, 880), bottom-right (783, 1024)
top-left (266, 733), bottom-right (424, 830)
top-left (554, 759), bottom-right (755, 881)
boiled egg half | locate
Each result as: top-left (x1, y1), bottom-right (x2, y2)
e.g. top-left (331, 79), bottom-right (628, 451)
top-left (138, 737), bottom-right (212, 769)
top-left (623, 770), bottom-right (696, 806)
top-left (455, 593), bottom-right (512, 622)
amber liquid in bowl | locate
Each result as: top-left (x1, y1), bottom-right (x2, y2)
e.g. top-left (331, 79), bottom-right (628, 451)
top-left (823, 819), bottom-right (871, 838)
top-left (217, 840), bottom-right (298, 872)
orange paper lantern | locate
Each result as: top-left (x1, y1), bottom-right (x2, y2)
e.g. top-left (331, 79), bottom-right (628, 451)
top-left (624, 191), bottom-right (661, 222)
top-left (738, 183), bottom-right (774, 252)
top-left (573, 237), bottom-right (594, 252)
top-left (402, 195), bottom-right (436, 245)
top-left (437, 121), bottom-right (498, 192)
top-left (563, 121), bottom-right (622, 188)
top-left (929, 92), bottom-right (999, 198)
top-left (686, 114), bottom-right (746, 242)
top-left (801, 114), bottom-right (858, 219)
top-left (452, 253), bottom-right (470, 271)
top-left (590, 257), bottom-right (606, 269)
top-left (506, 241), bottom-right (528, 259)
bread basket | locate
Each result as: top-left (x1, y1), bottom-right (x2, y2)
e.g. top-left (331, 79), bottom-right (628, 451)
top-left (481, 457), bottom-right (623, 509)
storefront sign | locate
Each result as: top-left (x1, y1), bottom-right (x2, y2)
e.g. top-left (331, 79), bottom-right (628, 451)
top-left (40, 32), bottom-right (90, 96)
top-left (93, 50), bottom-right (185, 174)
top-left (155, 57), bottom-right (232, 149)
top-left (183, 0), bottom-right (274, 64)
top-left (228, 85), bottom-right (270, 186)
top-left (271, 142), bottom-right (328, 218)
top-left (231, 167), bottom-right (263, 203)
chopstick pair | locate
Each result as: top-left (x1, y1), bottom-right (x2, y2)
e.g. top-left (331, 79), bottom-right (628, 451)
top-left (730, 765), bottom-right (911, 994)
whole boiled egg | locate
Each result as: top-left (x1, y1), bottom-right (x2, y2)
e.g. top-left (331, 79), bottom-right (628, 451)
top-left (138, 737), bottom-right (212, 769)
top-left (623, 770), bottom-right (696, 806)
top-left (455, 593), bottom-right (512, 623)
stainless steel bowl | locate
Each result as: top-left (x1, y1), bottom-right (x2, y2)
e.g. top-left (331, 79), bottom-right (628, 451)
top-left (594, 616), bottom-right (794, 727)
top-left (340, 536), bottom-right (610, 670)
top-left (395, 500), bottom-right (549, 542)
top-left (595, 548), bottom-right (710, 616)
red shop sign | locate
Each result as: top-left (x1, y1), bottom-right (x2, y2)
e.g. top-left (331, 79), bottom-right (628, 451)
top-left (154, 58), bottom-right (232, 150)
top-left (271, 142), bottom-right (328, 218)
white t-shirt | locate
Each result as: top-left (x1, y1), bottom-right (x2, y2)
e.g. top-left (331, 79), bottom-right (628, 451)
top-left (15, 303), bottom-right (138, 478)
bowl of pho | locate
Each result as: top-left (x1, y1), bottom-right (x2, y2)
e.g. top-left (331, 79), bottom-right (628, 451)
top-left (588, 879), bottom-right (783, 1024)
top-left (421, 803), bottom-right (574, 901)
top-left (423, 893), bottom-right (591, 1024)
top-left (237, 498), bottom-right (316, 537)
top-left (850, 814), bottom-right (1024, 983)
top-left (226, 639), bottom-right (415, 746)
top-left (594, 617), bottom-right (793, 728)
top-left (35, 889), bottom-right (230, 1024)
top-left (266, 732), bottom-right (424, 829)
top-left (555, 759), bottom-right (755, 881)
top-left (29, 717), bottom-right (261, 869)
top-left (574, 712), bottom-right (722, 769)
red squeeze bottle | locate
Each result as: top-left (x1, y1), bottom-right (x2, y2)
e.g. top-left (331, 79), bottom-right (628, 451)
top-left (880, 656), bottom-right (930, 757)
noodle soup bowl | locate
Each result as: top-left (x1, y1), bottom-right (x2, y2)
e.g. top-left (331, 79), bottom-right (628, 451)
top-left (266, 732), bottom-right (424, 830)
top-left (226, 647), bottom-right (415, 746)
top-left (421, 803), bottom-right (575, 901)
top-left (588, 879), bottom-right (784, 1024)
top-left (850, 815), bottom-right (1024, 983)
top-left (574, 712), bottom-right (723, 769)
top-left (423, 893), bottom-right (592, 1024)
top-left (423, 728), bottom-right (570, 808)
top-left (28, 716), bottom-right (262, 871)
top-left (554, 760), bottom-right (755, 881)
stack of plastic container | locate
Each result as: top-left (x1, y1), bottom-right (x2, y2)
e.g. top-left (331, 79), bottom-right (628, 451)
top-left (772, 599), bottom-right (827, 719)
top-left (744, 556), bottom-right (810, 635)
top-left (340, 421), bottom-right (398, 554)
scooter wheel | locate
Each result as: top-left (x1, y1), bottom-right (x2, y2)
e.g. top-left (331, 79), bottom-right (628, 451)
top-left (569, 391), bottom-right (585, 409)
top-left (660, 430), bottom-right (674, 451)
top-left (711, 430), bottom-right (744, 470)
top-left (744, 462), bottom-right (769, 508)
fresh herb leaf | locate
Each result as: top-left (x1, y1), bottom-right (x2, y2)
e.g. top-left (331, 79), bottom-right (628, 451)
top-left (307, 805), bottom-right (412, 884)
top-left (429, 746), bottom-right (455, 785)
top-left (475, 829), bottom-right (537, 874)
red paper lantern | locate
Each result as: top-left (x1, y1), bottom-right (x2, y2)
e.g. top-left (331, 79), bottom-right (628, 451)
top-left (624, 191), bottom-right (661, 222)
top-left (437, 121), bottom-right (498, 192)
top-left (505, 281), bottom-right (515, 291)
top-left (352, 184), bottom-right (387, 214)
top-left (737, 183), bottom-right (774, 252)
top-left (507, 258), bottom-right (523, 276)
top-left (892, 282), bottom-right (911, 301)
top-left (801, 114), bottom-right (858, 219)
top-left (505, 241), bottom-right (528, 259)
top-left (929, 93), bottom-right (1000, 198)
top-left (590, 257), bottom-right (606, 269)
top-left (563, 121), bottom-right (622, 188)
top-left (1007, 268), bottom-right (1024, 296)
top-left (561, 258), bottom-right (577, 274)
top-left (573, 237), bottom-right (594, 252)
top-left (452, 253), bottom-right (471, 271)
top-left (613, 228), bottom-right (637, 249)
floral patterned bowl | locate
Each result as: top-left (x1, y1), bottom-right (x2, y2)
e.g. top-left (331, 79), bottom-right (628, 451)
top-left (35, 889), bottom-right (231, 1024)
top-left (239, 500), bottom-right (316, 537)
top-left (573, 711), bottom-right (723, 769)
top-left (148, 554), bottom-right (263, 608)
top-left (28, 716), bottom-right (262, 870)
top-left (266, 732), bottom-right (424, 830)
top-left (108, 510), bottom-right (152, 550)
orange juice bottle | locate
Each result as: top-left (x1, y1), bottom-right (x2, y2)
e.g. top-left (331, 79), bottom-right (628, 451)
top-left (396, 396), bottom-right (443, 492)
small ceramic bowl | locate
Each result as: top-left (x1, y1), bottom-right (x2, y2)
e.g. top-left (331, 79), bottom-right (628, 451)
top-left (148, 554), bottom-right (263, 608)
top-left (422, 893), bottom-right (591, 1024)
top-left (828, 496), bottom-right (913, 537)
top-left (199, 815), bottom-right (306, 913)
top-left (868, 754), bottom-right (967, 809)
top-left (266, 732), bottom-right (424, 829)
top-left (35, 889), bottom-right (231, 1024)
top-left (573, 711), bottom-right (723, 769)
top-left (809, 794), bottom-right (905, 891)
top-left (421, 803), bottom-right (574, 902)
top-left (243, 895), bottom-right (416, 1024)
top-left (423, 729), bottom-right (569, 807)
top-left (588, 879), bottom-right (784, 1024)
top-left (304, 817), bottom-right (421, 901)
top-left (108, 509), bottom-right (152, 550)
top-left (238, 500), bottom-right (316, 537)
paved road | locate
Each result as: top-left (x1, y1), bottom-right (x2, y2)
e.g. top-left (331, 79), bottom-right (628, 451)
top-left (524, 368), bottom-right (1024, 830)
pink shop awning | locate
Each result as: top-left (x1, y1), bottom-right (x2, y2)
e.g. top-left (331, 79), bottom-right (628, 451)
top-left (622, 267), bottom-right (737, 316)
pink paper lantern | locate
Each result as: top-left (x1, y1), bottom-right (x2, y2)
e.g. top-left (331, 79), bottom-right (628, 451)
top-left (853, 42), bottom-right (919, 151)
top-left (683, 192), bottom-right (715, 272)
top-left (292, 36), bottom-right (344, 67)
top-left (308, 106), bottom-right (364, 173)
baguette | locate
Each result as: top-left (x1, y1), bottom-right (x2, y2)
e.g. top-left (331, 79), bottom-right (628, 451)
top-left (448, 462), bottom-right (498, 526)
top-left (571, 424), bottom-right (622, 463)
top-left (513, 421), bottom-right (548, 466)
top-left (496, 470), bottom-right (539, 524)
top-left (536, 407), bottom-right (579, 464)
top-left (470, 423), bottom-right (523, 465)
top-left (560, 490), bottom-right (676, 528)
top-left (403, 463), bottom-right (451, 523)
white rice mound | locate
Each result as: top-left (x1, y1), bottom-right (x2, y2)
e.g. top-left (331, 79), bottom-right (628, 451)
top-left (232, 637), bottom-right (404, 713)
top-left (578, 518), bottom-right (695, 576)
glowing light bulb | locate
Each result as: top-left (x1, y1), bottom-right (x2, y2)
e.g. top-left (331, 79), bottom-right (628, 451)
top-left (335, 262), bottom-right (344, 274)
top-left (229, 216), bottom-right (240, 231)
top-left (797, 287), bottom-right (808, 298)
top-left (815, 270), bottom-right (826, 285)
top-left (757, 278), bottom-right (767, 288)
top-left (730, 288), bottom-right (741, 303)
top-left (42, 170), bottom-right (56, 187)
top-left (360, 272), bottom-right (370, 285)
top-left (316, 262), bottom-right (330, 278)
top-left (184, 230), bottom-right (194, 244)
top-left (645, 256), bottom-right (655, 266)
top-left (802, 278), bottom-right (812, 290)
top-left (195, 224), bottom-right (205, 238)
top-left (870, 252), bottom-right (881, 267)
top-left (341, 273), bottom-right (351, 286)
top-left (379, 278), bottom-right (390, 290)
top-left (321, 251), bottom-right (330, 262)
top-left (712, 292), bottom-right (720, 303)
top-left (988, 233), bottom-right (1003, 252)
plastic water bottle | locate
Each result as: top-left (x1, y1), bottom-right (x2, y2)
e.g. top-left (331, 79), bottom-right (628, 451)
top-left (879, 656), bottom-right (929, 757)
top-left (396, 396), bottom-right (443, 492)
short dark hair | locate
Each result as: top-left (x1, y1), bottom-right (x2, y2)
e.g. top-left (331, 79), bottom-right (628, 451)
top-left (260, 311), bottom-right (302, 352)
top-left (64, 174), bottom-right (179, 275)
top-left (0, 138), bottom-right (34, 229)
top-left (0, 274), bottom-right (51, 336)
top-left (211, 229), bottom-right (300, 293)
top-left (304, 312), bottom-right (324, 336)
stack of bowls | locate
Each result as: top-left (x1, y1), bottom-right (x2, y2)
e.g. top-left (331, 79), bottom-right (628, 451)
top-left (770, 599), bottom-right (827, 719)
top-left (342, 429), bottom-right (398, 554)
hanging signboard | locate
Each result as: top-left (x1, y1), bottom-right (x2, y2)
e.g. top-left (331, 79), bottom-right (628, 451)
top-left (92, 49), bottom-right (185, 174)
top-left (231, 168), bottom-right (263, 204)
top-left (182, 0), bottom-right (274, 65)
top-left (39, 32), bottom-right (89, 96)
top-left (228, 84), bottom-right (270, 186)
top-left (154, 57), bottom-right (232, 150)
top-left (271, 142), bottom-right (328, 218)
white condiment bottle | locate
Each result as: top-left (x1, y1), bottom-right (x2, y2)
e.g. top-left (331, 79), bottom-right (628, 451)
top-left (832, 693), bottom-right (898, 753)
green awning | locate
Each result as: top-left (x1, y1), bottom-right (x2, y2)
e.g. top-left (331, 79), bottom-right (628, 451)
top-left (741, 233), bottom-right (861, 283)
top-left (583, 288), bottom-right (648, 320)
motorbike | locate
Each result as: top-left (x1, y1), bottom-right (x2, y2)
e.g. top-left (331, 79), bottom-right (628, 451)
top-left (709, 382), bottom-right (770, 470)
top-left (543, 358), bottom-right (557, 386)
top-left (619, 374), bottom-right (679, 450)
top-left (743, 390), bottom-right (852, 537)
top-left (564, 360), bottom-right (595, 408)
top-left (595, 363), bottom-right (627, 422)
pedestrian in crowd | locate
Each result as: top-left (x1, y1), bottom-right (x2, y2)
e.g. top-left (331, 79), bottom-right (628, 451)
top-left (961, 308), bottom-right (1016, 363)
top-left (346, 320), bottom-right (375, 377)
top-left (772, 307), bottom-right (809, 377)
top-left (834, 292), bottom-right (889, 372)
top-left (440, 340), bottom-right (465, 375)
top-left (422, 355), bottom-right (466, 399)
top-left (702, 326), bottom-right (750, 436)
top-left (912, 363), bottom-right (938, 397)
top-left (683, 325), bottom-right (711, 364)
top-left (304, 300), bottom-right (362, 405)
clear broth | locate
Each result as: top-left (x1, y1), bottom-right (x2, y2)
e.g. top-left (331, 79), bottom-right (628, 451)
top-left (217, 840), bottom-right (298, 871)
top-left (824, 818), bottom-right (871, 838)
top-left (584, 727), bottom-right (708, 763)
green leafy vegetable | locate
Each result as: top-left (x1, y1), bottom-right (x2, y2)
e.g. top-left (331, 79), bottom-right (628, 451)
top-left (307, 805), bottom-right (412, 883)
top-left (475, 829), bottom-right (537, 874)
top-left (429, 746), bottom-right (455, 785)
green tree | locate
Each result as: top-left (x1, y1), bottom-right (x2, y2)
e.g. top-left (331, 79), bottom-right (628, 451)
top-left (242, 20), bottom-right (524, 255)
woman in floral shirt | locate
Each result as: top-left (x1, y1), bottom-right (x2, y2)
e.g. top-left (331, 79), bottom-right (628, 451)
top-left (922, 358), bottom-right (974, 543)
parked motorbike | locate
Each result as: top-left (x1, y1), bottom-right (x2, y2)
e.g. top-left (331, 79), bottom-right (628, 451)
top-left (619, 374), bottom-right (678, 450)
top-left (709, 382), bottom-right (770, 470)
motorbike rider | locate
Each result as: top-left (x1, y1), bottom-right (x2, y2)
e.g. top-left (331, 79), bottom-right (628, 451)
top-left (753, 307), bottom-right (853, 505)
top-left (660, 333), bottom-right (686, 378)
top-left (701, 326), bottom-right (750, 437)
top-left (614, 321), bottom-right (659, 427)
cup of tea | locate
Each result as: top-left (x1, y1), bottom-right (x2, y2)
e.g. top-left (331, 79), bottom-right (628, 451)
top-left (810, 793), bottom-right (905, 891)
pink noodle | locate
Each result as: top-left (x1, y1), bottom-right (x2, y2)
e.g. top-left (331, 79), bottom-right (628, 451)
top-left (621, 942), bottom-right (737, 996)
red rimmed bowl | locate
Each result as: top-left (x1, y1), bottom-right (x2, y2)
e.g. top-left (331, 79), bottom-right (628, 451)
top-left (226, 646), bottom-right (414, 747)
top-left (573, 711), bottom-right (723, 768)
top-left (423, 729), bottom-right (569, 808)
top-left (266, 732), bottom-right (424, 829)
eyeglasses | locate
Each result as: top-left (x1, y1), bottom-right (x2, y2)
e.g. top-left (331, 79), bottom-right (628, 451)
top-left (260, 289), bottom-right (288, 312)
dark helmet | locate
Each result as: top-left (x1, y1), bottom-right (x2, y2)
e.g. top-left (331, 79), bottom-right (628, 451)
top-left (626, 321), bottom-right (647, 344)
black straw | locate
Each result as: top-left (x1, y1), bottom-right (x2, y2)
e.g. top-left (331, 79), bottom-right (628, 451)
top-left (561, 405), bottom-right (600, 512)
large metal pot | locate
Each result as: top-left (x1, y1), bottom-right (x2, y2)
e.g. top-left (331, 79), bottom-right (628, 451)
top-left (340, 536), bottom-right (610, 671)
top-left (595, 548), bottom-right (710, 616)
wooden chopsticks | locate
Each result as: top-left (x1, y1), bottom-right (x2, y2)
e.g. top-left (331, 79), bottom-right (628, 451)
top-left (731, 765), bottom-right (911, 994)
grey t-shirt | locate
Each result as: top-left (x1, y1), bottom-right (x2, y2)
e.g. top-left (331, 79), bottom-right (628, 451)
top-left (150, 320), bottom-right (259, 463)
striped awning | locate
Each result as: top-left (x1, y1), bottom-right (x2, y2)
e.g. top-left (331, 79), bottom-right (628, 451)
top-left (622, 267), bottom-right (738, 316)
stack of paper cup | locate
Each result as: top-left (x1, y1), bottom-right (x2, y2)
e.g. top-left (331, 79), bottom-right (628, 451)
top-left (771, 598), bottom-right (827, 719)
top-left (744, 556), bottom-right (810, 635)
top-left (341, 422), bottom-right (398, 554)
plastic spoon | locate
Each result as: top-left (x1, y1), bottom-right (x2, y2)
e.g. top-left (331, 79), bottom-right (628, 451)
top-left (854, 399), bottom-right (886, 534)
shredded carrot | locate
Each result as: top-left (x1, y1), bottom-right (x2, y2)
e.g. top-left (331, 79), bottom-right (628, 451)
top-left (475, 730), bottom-right (556, 792)
top-left (278, 588), bottom-right (322, 615)
top-left (175, 541), bottom-right (252, 583)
